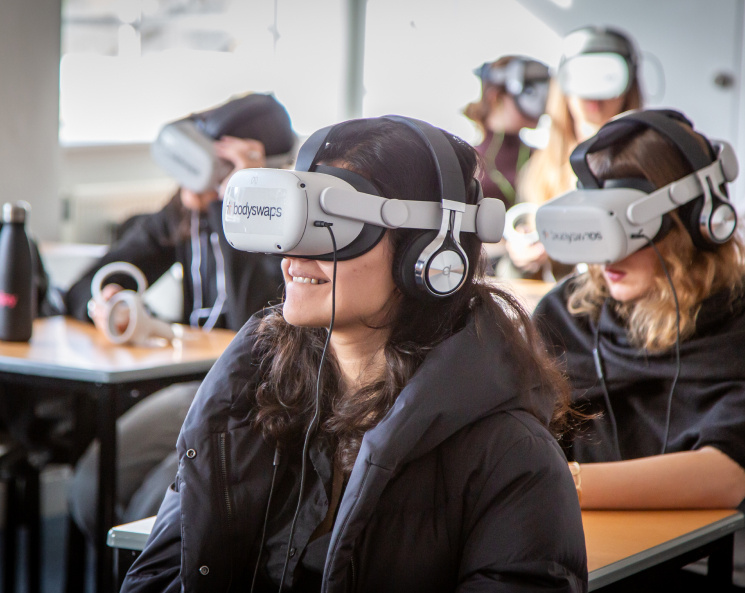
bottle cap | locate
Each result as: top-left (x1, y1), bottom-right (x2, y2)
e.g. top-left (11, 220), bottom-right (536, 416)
top-left (2, 202), bottom-right (29, 224)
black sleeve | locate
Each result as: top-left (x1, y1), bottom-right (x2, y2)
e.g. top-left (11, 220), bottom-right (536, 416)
top-left (30, 236), bottom-right (59, 316)
top-left (63, 201), bottom-right (180, 322)
top-left (207, 201), bottom-right (284, 331)
top-left (458, 416), bottom-right (588, 591)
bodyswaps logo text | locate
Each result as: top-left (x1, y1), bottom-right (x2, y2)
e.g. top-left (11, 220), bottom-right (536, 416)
top-left (226, 201), bottom-right (283, 221)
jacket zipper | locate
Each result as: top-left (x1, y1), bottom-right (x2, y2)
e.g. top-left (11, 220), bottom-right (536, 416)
top-left (219, 432), bottom-right (233, 522)
top-left (350, 555), bottom-right (356, 592)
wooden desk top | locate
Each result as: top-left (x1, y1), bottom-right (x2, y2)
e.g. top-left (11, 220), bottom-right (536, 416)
top-left (0, 316), bottom-right (236, 383)
top-left (584, 509), bottom-right (744, 589)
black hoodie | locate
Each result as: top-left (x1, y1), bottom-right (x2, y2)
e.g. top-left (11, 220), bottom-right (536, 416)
top-left (122, 309), bottom-right (588, 593)
top-left (534, 277), bottom-right (745, 472)
top-left (64, 198), bottom-right (284, 331)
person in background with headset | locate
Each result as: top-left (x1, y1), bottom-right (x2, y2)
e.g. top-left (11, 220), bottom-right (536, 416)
top-left (504, 25), bottom-right (644, 280)
top-left (121, 116), bottom-right (587, 592)
top-left (465, 55), bottom-right (550, 272)
top-left (64, 93), bottom-right (292, 545)
top-left (533, 109), bottom-right (745, 588)
top-left (465, 56), bottom-right (550, 208)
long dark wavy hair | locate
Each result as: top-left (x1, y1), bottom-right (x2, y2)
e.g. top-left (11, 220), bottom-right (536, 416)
top-left (249, 117), bottom-right (571, 472)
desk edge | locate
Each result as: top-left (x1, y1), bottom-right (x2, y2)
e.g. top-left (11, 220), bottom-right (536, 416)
top-left (107, 517), bottom-right (157, 551)
top-left (588, 512), bottom-right (745, 590)
top-left (0, 358), bottom-right (220, 383)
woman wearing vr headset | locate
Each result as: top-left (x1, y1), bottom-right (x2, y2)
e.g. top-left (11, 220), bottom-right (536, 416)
top-left (465, 55), bottom-right (550, 208)
top-left (502, 26), bottom-right (644, 281)
top-left (122, 116), bottom-right (587, 592)
top-left (65, 93), bottom-right (293, 547)
top-left (466, 56), bottom-right (550, 273)
top-left (534, 110), bottom-right (745, 526)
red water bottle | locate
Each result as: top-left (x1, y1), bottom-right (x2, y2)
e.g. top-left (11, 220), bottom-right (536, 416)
top-left (0, 202), bottom-right (33, 341)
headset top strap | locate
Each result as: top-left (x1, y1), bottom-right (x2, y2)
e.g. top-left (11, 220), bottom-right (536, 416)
top-left (383, 115), bottom-right (467, 206)
top-left (571, 109), bottom-right (714, 189)
top-left (296, 116), bottom-right (467, 208)
top-left (294, 125), bottom-right (335, 172)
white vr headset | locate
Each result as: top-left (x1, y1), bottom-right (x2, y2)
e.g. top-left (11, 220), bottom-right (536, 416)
top-left (151, 120), bottom-right (233, 194)
top-left (222, 115), bottom-right (507, 299)
top-left (559, 53), bottom-right (631, 101)
top-left (536, 110), bottom-right (739, 265)
top-left (557, 26), bottom-right (637, 100)
top-left (223, 167), bottom-right (505, 257)
top-left (151, 119), bottom-right (295, 194)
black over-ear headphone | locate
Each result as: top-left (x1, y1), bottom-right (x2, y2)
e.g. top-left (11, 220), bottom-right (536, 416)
top-left (570, 109), bottom-right (738, 250)
top-left (293, 115), bottom-right (479, 300)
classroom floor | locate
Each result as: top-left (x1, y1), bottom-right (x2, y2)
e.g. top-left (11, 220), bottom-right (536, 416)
top-left (0, 465), bottom-right (93, 593)
top-left (0, 514), bottom-right (71, 593)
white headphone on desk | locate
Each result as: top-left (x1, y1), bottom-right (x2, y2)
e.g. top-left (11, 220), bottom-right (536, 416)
top-left (90, 262), bottom-right (176, 346)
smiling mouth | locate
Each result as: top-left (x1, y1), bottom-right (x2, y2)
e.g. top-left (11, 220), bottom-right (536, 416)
top-left (291, 275), bottom-right (329, 285)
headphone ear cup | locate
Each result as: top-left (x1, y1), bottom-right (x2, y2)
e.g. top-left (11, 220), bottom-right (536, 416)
top-left (675, 199), bottom-right (708, 250)
top-left (677, 197), bottom-right (736, 251)
top-left (393, 231), bottom-right (439, 301)
top-left (710, 201), bottom-right (738, 243)
top-left (652, 213), bottom-right (674, 244)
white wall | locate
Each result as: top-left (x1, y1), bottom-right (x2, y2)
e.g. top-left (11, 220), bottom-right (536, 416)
top-left (10, 0), bottom-right (745, 241)
top-left (59, 143), bottom-right (162, 190)
top-left (0, 0), bottom-right (62, 240)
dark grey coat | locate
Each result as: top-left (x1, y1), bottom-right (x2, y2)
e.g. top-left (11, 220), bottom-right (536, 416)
top-left (121, 312), bottom-right (587, 593)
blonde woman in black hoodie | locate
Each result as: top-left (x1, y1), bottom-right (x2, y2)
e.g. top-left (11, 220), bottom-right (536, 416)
top-left (533, 109), bottom-right (745, 590)
top-left (535, 110), bottom-right (745, 512)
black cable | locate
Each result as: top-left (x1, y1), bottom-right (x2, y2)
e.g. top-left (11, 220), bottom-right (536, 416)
top-left (250, 445), bottom-right (282, 593)
top-left (643, 236), bottom-right (681, 455)
top-left (278, 222), bottom-right (337, 591)
top-left (593, 323), bottom-right (623, 461)
top-left (595, 235), bottom-right (682, 459)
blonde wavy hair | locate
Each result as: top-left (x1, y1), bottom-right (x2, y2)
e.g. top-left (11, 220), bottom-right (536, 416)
top-left (566, 126), bottom-right (745, 352)
top-left (519, 78), bottom-right (643, 205)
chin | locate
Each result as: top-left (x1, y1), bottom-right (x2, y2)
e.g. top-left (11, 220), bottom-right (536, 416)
top-left (281, 307), bottom-right (304, 327)
top-left (609, 288), bottom-right (641, 304)
top-left (281, 306), bottom-right (326, 329)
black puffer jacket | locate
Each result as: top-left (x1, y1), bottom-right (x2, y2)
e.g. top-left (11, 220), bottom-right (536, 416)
top-left (121, 311), bottom-right (588, 593)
